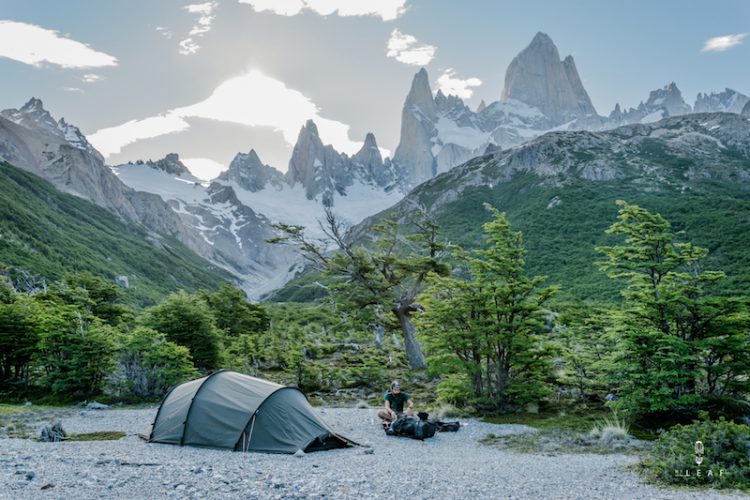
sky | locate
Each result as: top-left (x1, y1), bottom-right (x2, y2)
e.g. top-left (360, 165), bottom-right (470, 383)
top-left (1, 0), bottom-right (749, 179)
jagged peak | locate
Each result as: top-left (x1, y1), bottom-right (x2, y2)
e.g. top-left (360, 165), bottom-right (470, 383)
top-left (476, 99), bottom-right (487, 113)
top-left (20, 97), bottom-right (46, 113)
top-left (363, 132), bottom-right (377, 147)
top-left (145, 153), bottom-right (191, 176)
top-left (243, 148), bottom-right (263, 165)
top-left (302, 119), bottom-right (319, 135)
top-left (529, 31), bottom-right (555, 48)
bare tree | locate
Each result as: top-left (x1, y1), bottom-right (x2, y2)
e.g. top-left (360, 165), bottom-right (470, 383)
top-left (269, 207), bottom-right (448, 369)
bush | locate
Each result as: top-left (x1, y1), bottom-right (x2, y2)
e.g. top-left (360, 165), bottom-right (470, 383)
top-left (108, 327), bottom-right (196, 400)
top-left (641, 418), bottom-right (750, 489)
top-left (142, 291), bottom-right (222, 371)
top-left (35, 305), bottom-right (118, 399)
top-left (436, 374), bottom-right (473, 407)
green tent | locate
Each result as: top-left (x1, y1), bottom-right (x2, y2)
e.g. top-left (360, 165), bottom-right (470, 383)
top-left (149, 370), bottom-right (353, 453)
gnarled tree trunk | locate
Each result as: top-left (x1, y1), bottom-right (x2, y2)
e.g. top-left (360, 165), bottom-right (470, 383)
top-left (394, 306), bottom-right (427, 369)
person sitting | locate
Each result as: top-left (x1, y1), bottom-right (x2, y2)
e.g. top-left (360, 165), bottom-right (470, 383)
top-left (377, 381), bottom-right (413, 428)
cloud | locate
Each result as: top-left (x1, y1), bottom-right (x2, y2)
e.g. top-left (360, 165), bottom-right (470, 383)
top-left (0, 20), bottom-right (117, 68)
top-left (156, 26), bottom-right (173, 39)
top-left (182, 158), bottom-right (226, 180)
top-left (436, 68), bottom-right (482, 99)
top-left (82, 73), bottom-right (103, 83)
top-left (88, 69), bottom-right (368, 163)
top-left (701, 33), bottom-right (747, 52)
top-left (238, 0), bottom-right (407, 20)
top-left (89, 115), bottom-right (191, 158)
top-left (64, 87), bottom-right (84, 93)
top-left (386, 29), bottom-right (435, 66)
top-left (179, 1), bottom-right (218, 55)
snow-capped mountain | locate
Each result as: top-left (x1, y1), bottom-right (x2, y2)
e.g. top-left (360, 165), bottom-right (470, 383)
top-left (112, 121), bottom-right (405, 297)
top-left (285, 120), bottom-right (403, 203)
top-left (607, 82), bottom-right (692, 126)
top-left (694, 88), bottom-right (750, 115)
top-left (392, 32), bottom-right (603, 186)
top-left (2, 98), bottom-right (104, 163)
top-left (391, 32), bottom-right (750, 187)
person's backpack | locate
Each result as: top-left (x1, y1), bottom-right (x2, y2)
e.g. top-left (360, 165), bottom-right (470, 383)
top-left (434, 420), bottom-right (460, 432)
top-left (385, 412), bottom-right (438, 441)
top-left (413, 416), bottom-right (437, 440)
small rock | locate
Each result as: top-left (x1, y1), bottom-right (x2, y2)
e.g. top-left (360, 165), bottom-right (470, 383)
top-left (363, 448), bottom-right (374, 455)
top-left (175, 484), bottom-right (186, 491)
top-left (26, 472), bottom-right (35, 481)
top-left (86, 401), bottom-right (110, 410)
top-left (40, 484), bottom-right (54, 490)
top-left (293, 449), bottom-right (305, 458)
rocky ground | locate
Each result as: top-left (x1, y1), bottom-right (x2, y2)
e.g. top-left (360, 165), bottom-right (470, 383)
top-left (0, 406), bottom-right (743, 499)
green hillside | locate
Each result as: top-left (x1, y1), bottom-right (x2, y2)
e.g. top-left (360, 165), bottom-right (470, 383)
top-left (0, 161), bottom-right (231, 305)
top-left (276, 113), bottom-right (750, 303)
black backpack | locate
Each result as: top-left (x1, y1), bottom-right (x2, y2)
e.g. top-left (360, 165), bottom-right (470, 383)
top-left (386, 412), bottom-right (438, 440)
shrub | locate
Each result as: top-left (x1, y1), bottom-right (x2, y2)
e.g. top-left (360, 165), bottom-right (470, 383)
top-left (142, 291), bottom-right (222, 371)
top-left (641, 418), bottom-right (750, 489)
top-left (35, 305), bottom-right (118, 399)
top-left (109, 327), bottom-right (196, 400)
top-left (589, 413), bottom-right (630, 448)
top-left (436, 374), bottom-right (473, 407)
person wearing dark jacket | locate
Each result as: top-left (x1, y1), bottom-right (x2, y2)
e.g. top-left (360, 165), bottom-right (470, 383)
top-left (377, 381), bottom-right (413, 427)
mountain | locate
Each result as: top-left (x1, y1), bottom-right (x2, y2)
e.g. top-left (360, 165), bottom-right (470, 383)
top-left (391, 33), bottom-right (603, 187)
top-left (502, 32), bottom-right (598, 126)
top-left (113, 122), bottom-right (405, 298)
top-left (0, 160), bottom-right (230, 305)
top-left (389, 32), bottom-right (750, 189)
top-left (0, 98), bottom-right (213, 259)
top-left (607, 82), bottom-right (691, 126)
top-left (348, 112), bottom-right (750, 302)
top-left (112, 156), bottom-right (295, 298)
top-left (286, 120), bottom-right (401, 203)
top-left (694, 88), bottom-right (750, 114)
top-left (217, 149), bottom-right (285, 192)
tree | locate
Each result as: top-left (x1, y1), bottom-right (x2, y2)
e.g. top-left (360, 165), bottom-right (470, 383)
top-left (41, 272), bottom-right (132, 327)
top-left (551, 304), bottom-right (616, 402)
top-left (416, 206), bottom-right (557, 408)
top-left (109, 327), bottom-right (196, 399)
top-left (34, 302), bottom-right (118, 398)
top-left (142, 291), bottom-right (222, 372)
top-left (202, 284), bottom-right (269, 337)
top-left (270, 207), bottom-right (449, 369)
top-left (596, 201), bottom-right (750, 414)
top-left (0, 285), bottom-right (40, 382)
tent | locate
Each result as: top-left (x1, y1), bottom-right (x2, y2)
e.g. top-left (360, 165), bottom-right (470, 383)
top-left (149, 370), bottom-right (353, 453)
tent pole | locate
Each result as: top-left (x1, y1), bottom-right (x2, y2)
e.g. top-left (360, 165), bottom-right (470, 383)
top-left (246, 414), bottom-right (256, 452)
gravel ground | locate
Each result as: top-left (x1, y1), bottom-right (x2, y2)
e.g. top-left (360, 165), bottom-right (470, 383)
top-left (0, 407), bottom-right (743, 499)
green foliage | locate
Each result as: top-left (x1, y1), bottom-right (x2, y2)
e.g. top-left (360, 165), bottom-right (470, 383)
top-left (142, 291), bottom-right (222, 371)
top-left (202, 284), bottom-right (269, 337)
top-left (596, 201), bottom-right (750, 415)
top-left (642, 418), bottom-right (750, 489)
top-left (0, 161), bottom-right (230, 306)
top-left (34, 303), bottom-right (118, 399)
top-left (417, 207), bottom-right (557, 409)
top-left (436, 373), bottom-right (473, 406)
top-left (109, 327), bottom-right (196, 400)
top-left (0, 287), bottom-right (40, 382)
top-left (551, 303), bottom-right (616, 401)
top-left (271, 208), bottom-right (449, 369)
top-left (379, 169), bottom-right (750, 304)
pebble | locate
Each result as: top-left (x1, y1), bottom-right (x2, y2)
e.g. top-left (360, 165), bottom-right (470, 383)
top-left (0, 408), bottom-right (743, 499)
